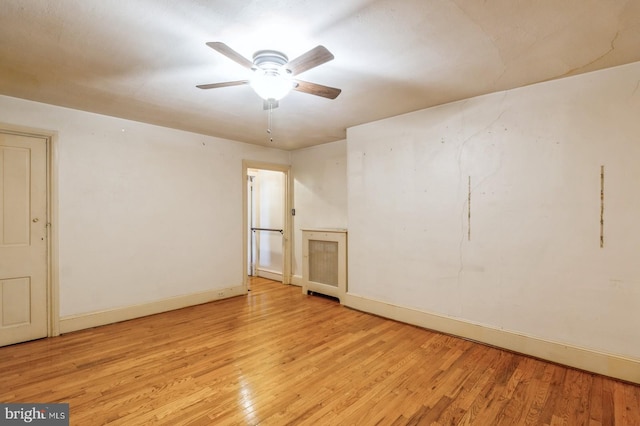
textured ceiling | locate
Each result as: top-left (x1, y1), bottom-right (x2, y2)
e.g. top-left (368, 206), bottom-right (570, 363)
top-left (1, 0), bottom-right (639, 150)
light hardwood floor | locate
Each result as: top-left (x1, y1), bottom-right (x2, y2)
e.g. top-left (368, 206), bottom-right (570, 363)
top-left (1, 277), bottom-right (639, 425)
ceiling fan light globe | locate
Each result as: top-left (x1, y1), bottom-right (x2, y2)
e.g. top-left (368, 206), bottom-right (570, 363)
top-left (250, 69), bottom-right (294, 101)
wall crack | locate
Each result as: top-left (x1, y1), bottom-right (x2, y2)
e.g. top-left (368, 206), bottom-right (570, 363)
top-left (557, 31), bottom-right (620, 79)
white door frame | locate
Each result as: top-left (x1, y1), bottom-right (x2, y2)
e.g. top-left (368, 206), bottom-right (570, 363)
top-left (242, 160), bottom-right (291, 289)
top-left (1, 123), bottom-right (59, 338)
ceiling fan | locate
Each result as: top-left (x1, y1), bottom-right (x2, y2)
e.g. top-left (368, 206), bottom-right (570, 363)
top-left (197, 42), bottom-right (341, 107)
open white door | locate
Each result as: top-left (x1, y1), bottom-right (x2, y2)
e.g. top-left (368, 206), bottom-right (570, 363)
top-left (0, 132), bottom-right (48, 346)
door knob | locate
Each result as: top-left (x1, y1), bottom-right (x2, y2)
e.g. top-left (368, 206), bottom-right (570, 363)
top-left (32, 218), bottom-right (39, 223)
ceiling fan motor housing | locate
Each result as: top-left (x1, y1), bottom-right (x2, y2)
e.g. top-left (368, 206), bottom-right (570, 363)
top-left (252, 50), bottom-right (290, 73)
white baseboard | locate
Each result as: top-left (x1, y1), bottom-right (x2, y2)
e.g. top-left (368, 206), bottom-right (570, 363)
top-left (290, 274), bottom-right (303, 287)
top-left (59, 285), bottom-right (246, 334)
top-left (255, 268), bottom-right (282, 282)
top-left (342, 292), bottom-right (640, 385)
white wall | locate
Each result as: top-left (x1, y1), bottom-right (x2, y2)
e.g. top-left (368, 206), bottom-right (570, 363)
top-left (347, 61), bottom-right (640, 361)
top-left (291, 140), bottom-right (348, 280)
top-left (0, 95), bottom-right (289, 318)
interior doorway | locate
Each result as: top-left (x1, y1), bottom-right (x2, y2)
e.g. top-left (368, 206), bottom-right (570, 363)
top-left (242, 161), bottom-right (291, 291)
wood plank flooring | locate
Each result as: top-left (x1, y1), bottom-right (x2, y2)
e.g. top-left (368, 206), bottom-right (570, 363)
top-left (1, 277), bottom-right (639, 425)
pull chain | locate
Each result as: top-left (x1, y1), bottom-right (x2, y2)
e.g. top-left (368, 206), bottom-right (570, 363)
top-left (267, 100), bottom-right (273, 142)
